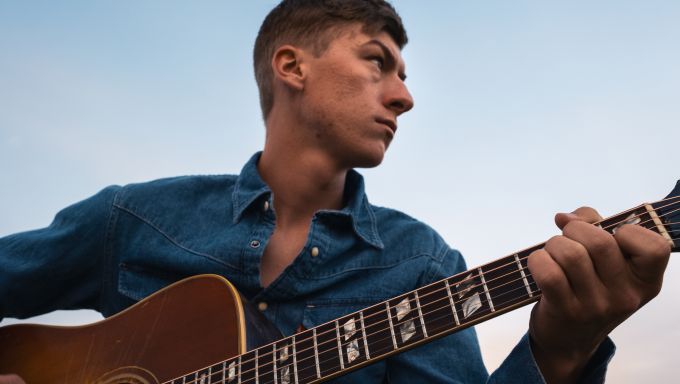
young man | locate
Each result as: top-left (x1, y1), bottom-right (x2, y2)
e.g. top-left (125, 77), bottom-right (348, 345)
top-left (0, 1), bottom-right (671, 383)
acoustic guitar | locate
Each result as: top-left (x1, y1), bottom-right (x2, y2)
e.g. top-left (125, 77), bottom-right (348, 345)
top-left (1, 182), bottom-right (679, 383)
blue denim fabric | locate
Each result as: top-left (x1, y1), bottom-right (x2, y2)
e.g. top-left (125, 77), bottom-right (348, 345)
top-left (0, 152), bottom-right (613, 383)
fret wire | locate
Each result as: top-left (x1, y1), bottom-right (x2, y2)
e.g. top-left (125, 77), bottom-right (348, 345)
top-left (386, 301), bottom-right (398, 349)
top-left (292, 335), bottom-right (299, 384)
top-left (514, 253), bottom-right (533, 297)
top-left (335, 320), bottom-right (345, 371)
top-left (238, 355), bottom-right (242, 384)
top-left (185, 200), bottom-right (680, 384)
top-left (222, 361), bottom-right (227, 384)
top-left (255, 348), bottom-right (259, 384)
top-left (413, 290), bottom-right (428, 338)
top-left (272, 343), bottom-right (278, 384)
top-left (359, 311), bottom-right (371, 360)
top-left (313, 327), bottom-right (321, 380)
top-left (444, 279), bottom-right (460, 325)
top-left (478, 267), bottom-right (495, 312)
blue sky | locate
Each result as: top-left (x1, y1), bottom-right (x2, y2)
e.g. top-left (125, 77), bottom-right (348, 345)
top-left (1, 1), bottom-right (679, 381)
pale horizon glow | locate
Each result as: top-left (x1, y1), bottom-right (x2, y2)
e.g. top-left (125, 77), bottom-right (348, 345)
top-left (1, 1), bottom-right (679, 382)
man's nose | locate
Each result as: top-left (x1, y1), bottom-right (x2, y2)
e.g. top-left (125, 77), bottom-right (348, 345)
top-left (385, 78), bottom-right (414, 116)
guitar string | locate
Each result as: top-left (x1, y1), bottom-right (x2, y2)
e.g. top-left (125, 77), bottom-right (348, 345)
top-left (168, 199), bottom-right (680, 383)
top-left (179, 233), bottom-right (669, 384)
top-left (170, 202), bottom-right (680, 384)
top-left (173, 210), bottom-right (680, 384)
top-left (179, 233), bottom-right (680, 384)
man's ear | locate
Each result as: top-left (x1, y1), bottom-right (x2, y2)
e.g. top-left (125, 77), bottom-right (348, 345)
top-left (271, 45), bottom-right (307, 91)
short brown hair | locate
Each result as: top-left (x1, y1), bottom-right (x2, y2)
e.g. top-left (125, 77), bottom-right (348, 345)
top-left (253, 0), bottom-right (407, 119)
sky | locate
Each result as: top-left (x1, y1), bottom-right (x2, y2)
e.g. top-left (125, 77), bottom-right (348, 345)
top-left (1, 1), bottom-right (679, 382)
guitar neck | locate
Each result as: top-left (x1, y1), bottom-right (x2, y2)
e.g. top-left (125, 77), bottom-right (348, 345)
top-left (167, 197), bottom-right (680, 384)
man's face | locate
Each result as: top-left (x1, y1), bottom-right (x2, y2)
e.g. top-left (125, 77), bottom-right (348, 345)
top-left (299, 24), bottom-right (414, 169)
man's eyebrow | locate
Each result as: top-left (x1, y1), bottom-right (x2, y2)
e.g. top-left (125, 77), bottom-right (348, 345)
top-left (363, 39), bottom-right (407, 81)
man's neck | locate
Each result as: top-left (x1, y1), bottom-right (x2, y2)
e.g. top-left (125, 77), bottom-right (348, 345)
top-left (258, 144), bottom-right (347, 229)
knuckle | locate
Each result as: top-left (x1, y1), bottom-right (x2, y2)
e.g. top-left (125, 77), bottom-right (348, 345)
top-left (587, 232), bottom-right (615, 256)
top-left (560, 248), bottom-right (582, 267)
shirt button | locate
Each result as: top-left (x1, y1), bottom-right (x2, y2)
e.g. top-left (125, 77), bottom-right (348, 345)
top-left (258, 302), bottom-right (268, 311)
top-left (250, 240), bottom-right (261, 248)
top-left (263, 200), bottom-right (270, 211)
top-left (310, 247), bottom-right (319, 257)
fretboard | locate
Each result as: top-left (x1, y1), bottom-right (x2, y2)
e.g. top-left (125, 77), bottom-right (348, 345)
top-left (166, 196), bottom-right (680, 384)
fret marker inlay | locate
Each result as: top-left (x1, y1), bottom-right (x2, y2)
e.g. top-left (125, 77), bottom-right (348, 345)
top-left (445, 280), bottom-right (461, 325)
top-left (395, 297), bottom-right (416, 342)
top-left (613, 213), bottom-right (641, 234)
top-left (228, 361), bottom-right (236, 382)
top-left (347, 339), bottom-right (360, 363)
top-left (343, 318), bottom-right (357, 340)
top-left (386, 302), bottom-right (398, 349)
top-left (462, 292), bottom-right (482, 318)
top-left (456, 274), bottom-right (475, 298)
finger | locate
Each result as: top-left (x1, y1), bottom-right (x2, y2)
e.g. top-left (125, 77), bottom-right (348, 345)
top-left (562, 220), bottom-right (628, 288)
top-left (543, 235), bottom-right (605, 299)
top-left (614, 224), bottom-right (671, 284)
top-left (528, 248), bottom-right (578, 310)
top-left (555, 206), bottom-right (603, 230)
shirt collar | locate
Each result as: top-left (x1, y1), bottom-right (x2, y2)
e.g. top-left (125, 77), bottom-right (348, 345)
top-left (232, 152), bottom-right (384, 249)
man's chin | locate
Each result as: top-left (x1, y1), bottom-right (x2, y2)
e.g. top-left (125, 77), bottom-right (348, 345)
top-left (352, 149), bottom-right (387, 169)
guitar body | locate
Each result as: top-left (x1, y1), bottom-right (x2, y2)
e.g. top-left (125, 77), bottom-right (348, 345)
top-left (0, 275), bottom-right (276, 383)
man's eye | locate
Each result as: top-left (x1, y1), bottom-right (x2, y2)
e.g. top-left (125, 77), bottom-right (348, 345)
top-left (370, 57), bottom-right (384, 69)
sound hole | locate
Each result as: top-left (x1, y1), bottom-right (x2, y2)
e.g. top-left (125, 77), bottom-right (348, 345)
top-left (94, 366), bottom-right (158, 384)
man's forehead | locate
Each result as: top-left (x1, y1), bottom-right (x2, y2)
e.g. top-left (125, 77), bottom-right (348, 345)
top-left (339, 25), bottom-right (407, 74)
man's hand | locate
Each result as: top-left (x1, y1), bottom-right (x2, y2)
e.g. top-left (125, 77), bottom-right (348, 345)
top-left (0, 375), bottom-right (25, 384)
top-left (527, 207), bottom-right (671, 384)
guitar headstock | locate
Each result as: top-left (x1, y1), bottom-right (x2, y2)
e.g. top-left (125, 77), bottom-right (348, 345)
top-left (652, 180), bottom-right (680, 252)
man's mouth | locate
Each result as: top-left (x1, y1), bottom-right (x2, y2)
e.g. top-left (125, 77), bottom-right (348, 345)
top-left (376, 118), bottom-right (397, 134)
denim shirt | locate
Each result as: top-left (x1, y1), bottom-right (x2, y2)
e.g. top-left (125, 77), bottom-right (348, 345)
top-left (0, 152), bottom-right (613, 383)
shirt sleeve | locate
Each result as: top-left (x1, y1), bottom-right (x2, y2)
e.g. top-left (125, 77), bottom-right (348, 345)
top-left (490, 332), bottom-right (615, 384)
top-left (0, 185), bottom-right (120, 320)
top-left (384, 246), bottom-right (616, 384)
